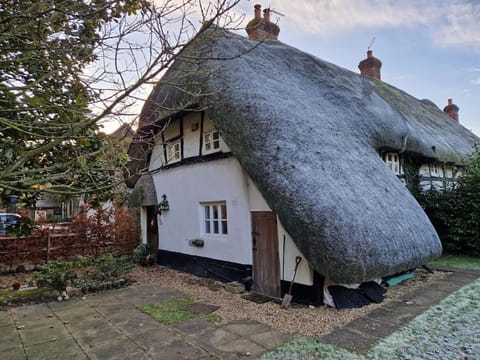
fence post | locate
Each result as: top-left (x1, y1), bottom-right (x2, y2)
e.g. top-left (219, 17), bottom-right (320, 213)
top-left (46, 232), bottom-right (51, 262)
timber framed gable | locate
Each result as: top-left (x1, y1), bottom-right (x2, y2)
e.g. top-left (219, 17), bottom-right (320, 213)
top-left (148, 111), bottom-right (231, 172)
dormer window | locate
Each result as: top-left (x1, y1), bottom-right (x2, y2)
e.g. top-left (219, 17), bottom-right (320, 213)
top-left (204, 130), bottom-right (220, 154)
top-left (166, 140), bottom-right (181, 163)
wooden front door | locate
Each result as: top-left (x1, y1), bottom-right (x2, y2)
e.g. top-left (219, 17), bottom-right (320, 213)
top-left (251, 211), bottom-right (280, 297)
top-left (146, 206), bottom-right (159, 254)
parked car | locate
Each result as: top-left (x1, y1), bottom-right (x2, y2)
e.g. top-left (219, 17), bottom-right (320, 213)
top-left (0, 213), bottom-right (21, 236)
top-left (47, 222), bottom-right (72, 233)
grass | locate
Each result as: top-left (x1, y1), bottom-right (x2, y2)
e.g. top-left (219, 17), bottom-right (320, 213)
top-left (137, 297), bottom-right (222, 325)
top-left (428, 254), bottom-right (480, 271)
top-left (0, 287), bottom-right (54, 306)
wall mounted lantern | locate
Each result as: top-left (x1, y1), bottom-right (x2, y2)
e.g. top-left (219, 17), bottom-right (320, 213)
top-left (157, 194), bottom-right (170, 214)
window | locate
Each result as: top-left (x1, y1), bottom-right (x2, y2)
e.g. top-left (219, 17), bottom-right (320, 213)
top-left (203, 130), bottom-right (220, 154)
top-left (166, 141), bottom-right (181, 163)
top-left (382, 152), bottom-right (400, 175)
top-left (202, 202), bottom-right (227, 235)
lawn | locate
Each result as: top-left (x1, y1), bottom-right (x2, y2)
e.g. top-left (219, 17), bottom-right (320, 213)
top-left (428, 254), bottom-right (480, 271)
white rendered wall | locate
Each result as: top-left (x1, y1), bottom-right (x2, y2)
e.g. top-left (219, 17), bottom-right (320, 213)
top-left (277, 223), bottom-right (314, 286)
top-left (152, 157), bottom-right (252, 265)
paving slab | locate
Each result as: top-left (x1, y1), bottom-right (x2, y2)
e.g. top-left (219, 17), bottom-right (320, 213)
top-left (344, 316), bottom-right (397, 340)
top-left (127, 325), bottom-right (180, 350)
top-left (24, 337), bottom-right (87, 360)
top-left (215, 336), bottom-right (266, 357)
top-left (147, 338), bottom-right (208, 360)
top-left (74, 325), bottom-right (125, 348)
top-left (192, 327), bottom-right (241, 349)
top-left (427, 280), bottom-right (463, 293)
top-left (401, 287), bottom-right (454, 306)
top-left (14, 314), bottom-right (60, 329)
top-left (64, 317), bottom-right (112, 334)
top-left (17, 323), bottom-right (70, 347)
top-left (46, 298), bottom-right (83, 311)
top-left (0, 311), bottom-right (14, 327)
top-left (246, 329), bottom-right (291, 349)
top-left (83, 336), bottom-right (143, 360)
top-left (49, 303), bottom-right (98, 322)
top-left (321, 327), bottom-right (379, 354)
top-left (108, 310), bottom-right (162, 334)
top-left (1, 347), bottom-right (27, 360)
top-left (0, 325), bottom-right (22, 352)
top-left (12, 304), bottom-right (52, 321)
top-left (172, 317), bottom-right (216, 337)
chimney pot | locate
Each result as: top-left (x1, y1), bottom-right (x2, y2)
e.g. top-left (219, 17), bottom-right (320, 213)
top-left (443, 99), bottom-right (459, 122)
top-left (263, 8), bottom-right (270, 22)
top-left (254, 4), bottom-right (261, 18)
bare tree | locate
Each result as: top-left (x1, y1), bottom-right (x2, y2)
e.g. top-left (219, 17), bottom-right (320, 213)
top-left (0, 0), bottom-right (242, 206)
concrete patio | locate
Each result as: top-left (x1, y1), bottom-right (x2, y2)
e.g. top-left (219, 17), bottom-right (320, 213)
top-left (0, 268), bottom-right (478, 359)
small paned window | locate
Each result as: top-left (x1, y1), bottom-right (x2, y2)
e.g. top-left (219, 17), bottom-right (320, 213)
top-left (204, 130), bottom-right (220, 154)
top-left (166, 141), bottom-right (181, 163)
top-left (382, 152), bottom-right (400, 175)
top-left (202, 202), bottom-right (227, 235)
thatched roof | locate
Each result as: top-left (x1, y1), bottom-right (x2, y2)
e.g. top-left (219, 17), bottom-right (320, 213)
top-left (128, 27), bottom-right (479, 283)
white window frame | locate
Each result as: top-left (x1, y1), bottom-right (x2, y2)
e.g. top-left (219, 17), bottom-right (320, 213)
top-left (382, 152), bottom-right (401, 175)
top-left (201, 202), bottom-right (228, 235)
top-left (203, 130), bottom-right (221, 154)
top-left (166, 140), bottom-right (181, 163)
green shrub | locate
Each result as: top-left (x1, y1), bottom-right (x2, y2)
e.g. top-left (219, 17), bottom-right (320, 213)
top-left (418, 149), bottom-right (480, 256)
top-left (132, 243), bottom-right (155, 266)
top-left (94, 252), bottom-right (133, 281)
top-left (30, 253), bottom-right (133, 293)
top-left (30, 260), bottom-right (76, 292)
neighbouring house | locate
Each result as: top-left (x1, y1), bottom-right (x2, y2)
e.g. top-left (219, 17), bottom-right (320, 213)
top-left (126, 6), bottom-right (479, 304)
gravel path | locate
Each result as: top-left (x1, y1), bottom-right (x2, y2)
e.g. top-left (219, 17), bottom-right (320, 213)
top-left (127, 265), bottom-right (448, 338)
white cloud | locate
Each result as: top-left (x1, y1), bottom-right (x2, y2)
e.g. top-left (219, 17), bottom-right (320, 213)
top-left (432, 2), bottom-right (480, 52)
top-left (240, 0), bottom-right (441, 34)
top-left (470, 78), bottom-right (480, 85)
top-left (238, 0), bottom-right (480, 52)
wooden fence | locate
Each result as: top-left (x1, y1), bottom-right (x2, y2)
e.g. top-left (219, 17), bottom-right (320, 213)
top-left (0, 231), bottom-right (140, 272)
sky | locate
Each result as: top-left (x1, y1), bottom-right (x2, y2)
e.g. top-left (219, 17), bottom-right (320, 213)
top-left (231, 0), bottom-right (480, 135)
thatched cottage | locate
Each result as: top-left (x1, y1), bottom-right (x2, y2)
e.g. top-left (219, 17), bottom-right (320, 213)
top-left (127, 6), bottom-right (479, 304)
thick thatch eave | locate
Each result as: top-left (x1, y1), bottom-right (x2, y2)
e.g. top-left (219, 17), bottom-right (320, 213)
top-left (128, 27), bottom-right (479, 283)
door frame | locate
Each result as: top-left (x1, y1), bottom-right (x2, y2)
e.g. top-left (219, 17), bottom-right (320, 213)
top-left (251, 211), bottom-right (280, 297)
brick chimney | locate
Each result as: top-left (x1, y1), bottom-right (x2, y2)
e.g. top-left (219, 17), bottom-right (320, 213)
top-left (358, 50), bottom-right (382, 80)
top-left (246, 4), bottom-right (280, 41)
top-left (254, 3), bottom-right (261, 18)
top-left (443, 98), bottom-right (459, 122)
